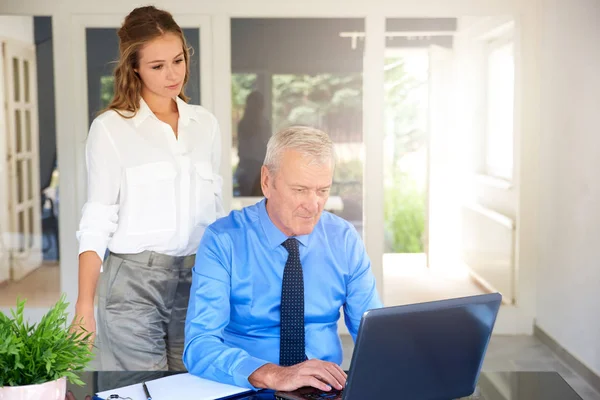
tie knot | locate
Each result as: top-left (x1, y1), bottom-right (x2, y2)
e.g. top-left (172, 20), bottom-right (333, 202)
top-left (282, 238), bottom-right (299, 255)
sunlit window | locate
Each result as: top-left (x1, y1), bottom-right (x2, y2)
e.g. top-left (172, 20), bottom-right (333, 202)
top-left (485, 40), bottom-right (514, 181)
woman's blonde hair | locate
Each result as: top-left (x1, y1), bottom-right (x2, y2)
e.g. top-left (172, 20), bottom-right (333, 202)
top-left (103, 6), bottom-right (191, 117)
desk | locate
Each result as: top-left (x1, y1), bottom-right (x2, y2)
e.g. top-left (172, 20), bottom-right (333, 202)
top-left (66, 371), bottom-right (583, 400)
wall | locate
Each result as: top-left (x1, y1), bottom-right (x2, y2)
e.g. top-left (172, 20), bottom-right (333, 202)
top-left (0, 16), bottom-right (34, 283)
top-left (536, 0), bottom-right (600, 376)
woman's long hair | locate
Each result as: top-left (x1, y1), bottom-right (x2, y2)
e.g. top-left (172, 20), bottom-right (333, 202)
top-left (102, 6), bottom-right (191, 117)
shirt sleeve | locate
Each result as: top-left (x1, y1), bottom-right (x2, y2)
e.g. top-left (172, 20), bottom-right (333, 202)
top-left (76, 118), bottom-right (121, 262)
top-left (210, 115), bottom-right (226, 219)
top-left (183, 226), bottom-right (269, 389)
top-left (343, 226), bottom-right (383, 340)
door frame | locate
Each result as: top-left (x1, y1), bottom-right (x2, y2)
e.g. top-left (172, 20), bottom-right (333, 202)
top-left (0, 40), bottom-right (10, 285)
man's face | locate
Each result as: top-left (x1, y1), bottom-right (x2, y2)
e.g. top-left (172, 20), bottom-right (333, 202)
top-left (262, 149), bottom-right (333, 237)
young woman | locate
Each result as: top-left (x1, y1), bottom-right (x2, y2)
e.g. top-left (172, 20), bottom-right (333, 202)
top-left (73, 6), bottom-right (224, 371)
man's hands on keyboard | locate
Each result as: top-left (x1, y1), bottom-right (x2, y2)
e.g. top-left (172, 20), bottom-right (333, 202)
top-left (249, 359), bottom-right (347, 392)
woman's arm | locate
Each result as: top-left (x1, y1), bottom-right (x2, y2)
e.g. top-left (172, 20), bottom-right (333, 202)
top-left (72, 118), bottom-right (122, 336)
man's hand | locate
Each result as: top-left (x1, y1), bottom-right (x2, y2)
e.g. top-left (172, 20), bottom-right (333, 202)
top-left (248, 359), bottom-right (347, 392)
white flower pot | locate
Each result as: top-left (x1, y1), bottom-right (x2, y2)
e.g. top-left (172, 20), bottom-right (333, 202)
top-left (0, 377), bottom-right (66, 400)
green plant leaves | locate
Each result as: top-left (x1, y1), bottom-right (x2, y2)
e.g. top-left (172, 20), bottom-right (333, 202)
top-left (385, 173), bottom-right (426, 253)
top-left (0, 294), bottom-right (94, 387)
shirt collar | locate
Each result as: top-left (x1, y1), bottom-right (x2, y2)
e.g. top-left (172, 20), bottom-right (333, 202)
top-left (131, 97), bottom-right (153, 127)
top-left (175, 96), bottom-right (196, 126)
top-left (132, 96), bottom-right (196, 128)
top-left (257, 199), bottom-right (311, 250)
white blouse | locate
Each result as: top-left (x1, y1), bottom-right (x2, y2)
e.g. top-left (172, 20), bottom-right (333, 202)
top-left (76, 97), bottom-right (225, 262)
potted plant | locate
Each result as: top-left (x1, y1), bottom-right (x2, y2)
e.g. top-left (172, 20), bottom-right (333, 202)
top-left (0, 294), bottom-right (94, 400)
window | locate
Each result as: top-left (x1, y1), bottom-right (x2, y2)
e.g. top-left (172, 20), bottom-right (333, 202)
top-left (484, 39), bottom-right (514, 181)
top-left (230, 18), bottom-right (366, 235)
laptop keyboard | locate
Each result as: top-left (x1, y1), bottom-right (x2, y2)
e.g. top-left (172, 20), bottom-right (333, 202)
top-left (302, 389), bottom-right (344, 399)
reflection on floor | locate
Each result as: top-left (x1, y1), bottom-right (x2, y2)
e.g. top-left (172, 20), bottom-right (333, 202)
top-left (0, 261), bottom-right (60, 307)
top-left (341, 334), bottom-right (600, 400)
top-left (383, 253), bottom-right (486, 306)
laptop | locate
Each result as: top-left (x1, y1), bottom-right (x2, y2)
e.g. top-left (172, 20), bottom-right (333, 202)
top-left (274, 292), bottom-right (502, 400)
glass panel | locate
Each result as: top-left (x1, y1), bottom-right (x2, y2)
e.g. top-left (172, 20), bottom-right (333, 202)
top-left (231, 73), bottom-right (258, 170)
top-left (17, 211), bottom-right (25, 252)
top-left (382, 17), bottom-right (516, 308)
top-left (16, 160), bottom-right (24, 204)
top-left (383, 18), bottom-right (457, 261)
top-left (12, 57), bottom-right (20, 102)
top-left (25, 110), bottom-right (32, 152)
top-left (231, 18), bottom-right (365, 235)
top-left (383, 51), bottom-right (428, 254)
top-left (15, 109), bottom-right (22, 153)
top-left (27, 159), bottom-right (33, 201)
top-left (383, 18), bottom-right (451, 307)
top-left (28, 207), bottom-right (34, 248)
top-left (24, 60), bottom-right (30, 102)
top-left (86, 27), bottom-right (201, 123)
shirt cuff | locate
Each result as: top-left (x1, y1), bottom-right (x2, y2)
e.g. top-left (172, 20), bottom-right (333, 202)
top-left (77, 233), bottom-right (109, 265)
top-left (232, 356), bottom-right (270, 389)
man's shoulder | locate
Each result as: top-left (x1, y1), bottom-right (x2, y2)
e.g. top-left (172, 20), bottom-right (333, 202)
top-left (207, 202), bottom-right (261, 238)
top-left (318, 211), bottom-right (359, 238)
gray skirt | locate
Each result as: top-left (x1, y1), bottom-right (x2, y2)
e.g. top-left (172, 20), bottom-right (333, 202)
top-left (95, 251), bottom-right (195, 371)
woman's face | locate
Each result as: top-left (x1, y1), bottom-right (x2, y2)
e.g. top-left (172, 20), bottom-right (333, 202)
top-left (135, 32), bottom-right (186, 100)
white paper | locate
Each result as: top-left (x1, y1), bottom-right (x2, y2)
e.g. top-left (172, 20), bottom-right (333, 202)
top-left (96, 372), bottom-right (252, 400)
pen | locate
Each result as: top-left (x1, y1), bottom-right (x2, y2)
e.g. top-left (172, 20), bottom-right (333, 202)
top-left (143, 382), bottom-right (153, 400)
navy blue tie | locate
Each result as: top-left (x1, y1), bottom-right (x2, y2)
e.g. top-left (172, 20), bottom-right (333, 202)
top-left (279, 238), bottom-right (306, 366)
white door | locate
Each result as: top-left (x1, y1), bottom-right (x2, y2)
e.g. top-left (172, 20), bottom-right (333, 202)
top-left (426, 44), bottom-right (459, 270)
top-left (2, 39), bottom-right (43, 281)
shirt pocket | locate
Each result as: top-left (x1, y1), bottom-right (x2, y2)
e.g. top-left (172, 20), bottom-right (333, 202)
top-left (194, 161), bottom-right (217, 226)
top-left (125, 162), bottom-right (177, 234)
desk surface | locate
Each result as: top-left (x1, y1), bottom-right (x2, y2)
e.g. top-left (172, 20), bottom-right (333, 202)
top-left (67, 371), bottom-right (583, 400)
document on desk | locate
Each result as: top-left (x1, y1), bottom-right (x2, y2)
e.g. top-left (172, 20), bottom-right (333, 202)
top-left (96, 372), bottom-right (253, 400)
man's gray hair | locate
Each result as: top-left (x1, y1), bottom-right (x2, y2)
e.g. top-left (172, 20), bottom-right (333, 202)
top-left (263, 126), bottom-right (335, 173)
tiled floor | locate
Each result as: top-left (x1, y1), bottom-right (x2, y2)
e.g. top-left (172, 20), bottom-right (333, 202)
top-left (382, 253), bottom-right (487, 306)
top-left (340, 334), bottom-right (600, 400)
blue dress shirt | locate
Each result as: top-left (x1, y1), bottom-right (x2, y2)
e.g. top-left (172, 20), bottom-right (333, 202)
top-left (183, 199), bottom-right (382, 389)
